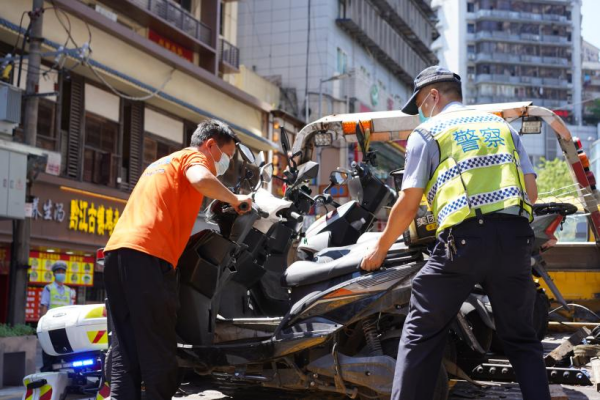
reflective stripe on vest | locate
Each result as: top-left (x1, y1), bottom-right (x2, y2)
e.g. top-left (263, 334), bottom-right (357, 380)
top-left (48, 282), bottom-right (72, 309)
top-left (423, 110), bottom-right (533, 235)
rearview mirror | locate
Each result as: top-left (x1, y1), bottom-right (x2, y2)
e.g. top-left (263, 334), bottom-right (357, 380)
top-left (237, 143), bottom-right (255, 164)
top-left (260, 163), bottom-right (273, 183)
top-left (389, 168), bottom-right (404, 193)
top-left (255, 151), bottom-right (266, 167)
top-left (280, 127), bottom-right (291, 154)
top-left (330, 171), bottom-right (348, 185)
top-left (295, 161), bottom-right (319, 185)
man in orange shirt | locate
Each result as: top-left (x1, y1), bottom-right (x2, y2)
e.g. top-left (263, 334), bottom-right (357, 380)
top-left (103, 119), bottom-right (251, 400)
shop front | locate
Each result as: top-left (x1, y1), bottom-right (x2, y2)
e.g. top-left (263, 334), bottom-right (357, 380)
top-left (0, 174), bottom-right (127, 323)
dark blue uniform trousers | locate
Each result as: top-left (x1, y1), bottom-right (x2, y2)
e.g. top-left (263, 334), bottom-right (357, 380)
top-left (391, 215), bottom-right (550, 400)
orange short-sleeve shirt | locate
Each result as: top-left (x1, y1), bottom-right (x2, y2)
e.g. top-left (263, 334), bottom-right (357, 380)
top-left (105, 148), bottom-right (215, 267)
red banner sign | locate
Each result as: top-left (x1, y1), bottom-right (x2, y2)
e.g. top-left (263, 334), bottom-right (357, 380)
top-left (148, 30), bottom-right (193, 62)
top-left (25, 286), bottom-right (43, 322)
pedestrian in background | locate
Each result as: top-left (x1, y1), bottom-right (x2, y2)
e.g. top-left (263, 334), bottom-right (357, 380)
top-left (361, 66), bottom-right (550, 400)
top-left (40, 261), bottom-right (75, 372)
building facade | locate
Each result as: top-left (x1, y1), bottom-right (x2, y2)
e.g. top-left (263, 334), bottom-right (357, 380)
top-left (238, 0), bottom-right (438, 121)
top-left (237, 0), bottom-right (438, 189)
top-left (432, 0), bottom-right (584, 164)
top-left (433, 0), bottom-right (582, 122)
top-left (0, 0), bottom-right (277, 323)
top-left (582, 40), bottom-right (600, 126)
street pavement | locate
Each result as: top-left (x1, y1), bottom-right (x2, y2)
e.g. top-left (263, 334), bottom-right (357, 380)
top-left (2, 380), bottom-right (600, 399)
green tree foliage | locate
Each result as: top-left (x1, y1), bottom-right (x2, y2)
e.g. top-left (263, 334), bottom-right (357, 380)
top-left (535, 157), bottom-right (573, 195)
top-left (590, 99), bottom-right (600, 120)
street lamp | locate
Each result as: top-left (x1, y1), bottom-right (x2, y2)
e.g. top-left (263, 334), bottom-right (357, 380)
top-left (318, 72), bottom-right (352, 119)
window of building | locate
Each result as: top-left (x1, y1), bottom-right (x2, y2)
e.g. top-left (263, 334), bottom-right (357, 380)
top-left (467, 45), bottom-right (475, 54)
top-left (219, 1), bottom-right (225, 36)
top-left (36, 99), bottom-right (57, 151)
top-left (143, 134), bottom-right (180, 169)
top-left (171, 0), bottom-right (192, 12)
top-left (467, 23), bottom-right (475, 34)
top-left (467, 2), bottom-right (475, 13)
top-left (83, 113), bottom-right (120, 186)
top-left (338, 0), bottom-right (347, 18)
top-left (337, 47), bottom-right (348, 74)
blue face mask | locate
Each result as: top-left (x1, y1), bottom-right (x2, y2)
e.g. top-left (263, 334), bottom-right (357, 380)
top-left (55, 273), bottom-right (66, 283)
top-left (417, 92), bottom-right (436, 123)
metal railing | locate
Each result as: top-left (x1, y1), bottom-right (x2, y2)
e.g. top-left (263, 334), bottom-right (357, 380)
top-left (474, 52), bottom-right (570, 67)
top-left (131, 0), bottom-right (212, 46)
top-left (473, 31), bottom-right (569, 44)
top-left (475, 74), bottom-right (569, 87)
top-left (219, 38), bottom-right (239, 69)
top-left (475, 96), bottom-right (567, 108)
top-left (474, 9), bottom-right (568, 23)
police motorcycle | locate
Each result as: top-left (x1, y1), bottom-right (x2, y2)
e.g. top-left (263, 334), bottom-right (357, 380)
top-left (21, 304), bottom-right (110, 400)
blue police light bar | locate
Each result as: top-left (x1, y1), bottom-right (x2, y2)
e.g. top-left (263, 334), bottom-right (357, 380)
top-left (72, 359), bottom-right (94, 368)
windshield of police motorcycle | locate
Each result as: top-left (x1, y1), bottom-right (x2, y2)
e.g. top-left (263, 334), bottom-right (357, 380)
top-left (347, 175), bottom-right (363, 203)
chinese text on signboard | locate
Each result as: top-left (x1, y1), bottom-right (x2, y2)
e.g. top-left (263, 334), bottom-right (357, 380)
top-left (68, 200), bottom-right (120, 236)
top-left (31, 197), bottom-right (121, 236)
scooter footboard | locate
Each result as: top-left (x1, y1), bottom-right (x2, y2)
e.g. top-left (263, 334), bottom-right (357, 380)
top-left (177, 230), bottom-right (241, 345)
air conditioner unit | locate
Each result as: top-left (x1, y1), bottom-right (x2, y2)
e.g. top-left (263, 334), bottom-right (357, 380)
top-left (0, 82), bottom-right (22, 135)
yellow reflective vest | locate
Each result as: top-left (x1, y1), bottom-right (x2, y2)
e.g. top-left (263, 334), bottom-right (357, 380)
top-left (47, 282), bottom-right (73, 309)
top-left (423, 109), bottom-right (533, 235)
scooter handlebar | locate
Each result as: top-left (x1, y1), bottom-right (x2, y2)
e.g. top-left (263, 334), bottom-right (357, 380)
top-left (289, 211), bottom-right (303, 222)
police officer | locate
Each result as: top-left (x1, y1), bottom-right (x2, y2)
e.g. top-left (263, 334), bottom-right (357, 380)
top-left (40, 260), bottom-right (75, 371)
top-left (360, 66), bottom-right (550, 400)
top-left (40, 261), bottom-right (74, 316)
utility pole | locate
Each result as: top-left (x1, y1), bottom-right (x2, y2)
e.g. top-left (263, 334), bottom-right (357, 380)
top-left (8, 0), bottom-right (44, 325)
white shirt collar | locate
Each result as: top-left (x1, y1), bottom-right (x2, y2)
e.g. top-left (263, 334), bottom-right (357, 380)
top-left (440, 101), bottom-right (466, 114)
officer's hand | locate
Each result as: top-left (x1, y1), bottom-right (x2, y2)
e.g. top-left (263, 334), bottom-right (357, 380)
top-left (360, 245), bottom-right (387, 271)
top-left (233, 195), bottom-right (252, 214)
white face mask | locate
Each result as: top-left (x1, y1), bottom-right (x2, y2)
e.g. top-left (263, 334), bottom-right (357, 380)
top-left (211, 145), bottom-right (230, 176)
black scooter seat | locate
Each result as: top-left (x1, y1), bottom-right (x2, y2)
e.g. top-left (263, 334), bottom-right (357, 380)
top-left (283, 241), bottom-right (415, 287)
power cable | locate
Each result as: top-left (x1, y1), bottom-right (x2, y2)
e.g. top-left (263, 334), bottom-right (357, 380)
top-left (10, 11), bottom-right (28, 55)
top-left (85, 62), bottom-right (176, 101)
top-left (48, 2), bottom-right (169, 101)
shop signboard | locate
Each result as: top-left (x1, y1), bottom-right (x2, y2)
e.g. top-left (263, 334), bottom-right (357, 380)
top-left (25, 287), bottom-right (43, 322)
top-left (29, 196), bottom-right (120, 237)
top-left (29, 251), bottom-right (95, 287)
top-left (317, 184), bottom-right (349, 198)
top-left (148, 29), bottom-right (194, 62)
top-left (4, 181), bottom-right (128, 249)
